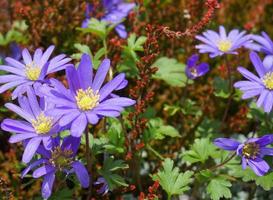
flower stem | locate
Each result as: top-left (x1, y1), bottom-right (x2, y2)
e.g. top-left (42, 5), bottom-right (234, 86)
top-left (85, 127), bottom-right (92, 198)
top-left (221, 56), bottom-right (234, 127)
top-left (208, 152), bottom-right (236, 171)
top-left (147, 144), bottom-right (164, 160)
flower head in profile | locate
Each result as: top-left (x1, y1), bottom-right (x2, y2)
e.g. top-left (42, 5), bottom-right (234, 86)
top-left (1, 87), bottom-right (60, 163)
top-left (94, 177), bottom-right (109, 196)
top-left (246, 32), bottom-right (273, 69)
top-left (82, 0), bottom-right (135, 38)
top-left (185, 54), bottom-right (209, 79)
top-left (41, 54), bottom-right (135, 137)
top-left (214, 135), bottom-right (273, 176)
top-left (0, 45), bottom-right (72, 99)
top-left (21, 136), bottom-right (89, 200)
top-left (195, 26), bottom-right (251, 58)
top-left (234, 51), bottom-right (273, 113)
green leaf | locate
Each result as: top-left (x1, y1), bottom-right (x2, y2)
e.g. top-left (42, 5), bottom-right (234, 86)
top-left (152, 158), bottom-right (193, 198)
top-left (213, 77), bottom-right (229, 98)
top-left (98, 157), bottom-right (129, 190)
top-left (152, 57), bottom-right (190, 87)
top-left (182, 138), bottom-right (218, 164)
top-left (103, 118), bottom-right (125, 154)
top-left (77, 18), bottom-right (108, 39)
top-left (143, 118), bottom-right (180, 142)
top-left (207, 177), bottom-right (232, 200)
top-left (229, 164), bottom-right (273, 191)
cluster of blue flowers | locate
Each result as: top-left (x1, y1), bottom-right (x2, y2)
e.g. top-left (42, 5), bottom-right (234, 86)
top-left (0, 47), bottom-right (135, 198)
top-left (190, 25), bottom-right (273, 176)
top-left (82, 0), bottom-right (135, 38)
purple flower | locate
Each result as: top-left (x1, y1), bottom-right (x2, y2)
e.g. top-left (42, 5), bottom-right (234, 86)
top-left (0, 42), bottom-right (22, 62)
top-left (1, 87), bottom-right (60, 163)
top-left (40, 54), bottom-right (135, 137)
top-left (214, 135), bottom-right (273, 176)
top-left (185, 54), bottom-right (209, 79)
top-left (82, 0), bottom-right (135, 38)
top-left (21, 136), bottom-right (89, 200)
top-left (195, 26), bottom-right (251, 58)
top-left (234, 51), bottom-right (273, 113)
top-left (0, 45), bottom-right (72, 99)
top-left (246, 32), bottom-right (273, 69)
top-left (94, 177), bottom-right (109, 195)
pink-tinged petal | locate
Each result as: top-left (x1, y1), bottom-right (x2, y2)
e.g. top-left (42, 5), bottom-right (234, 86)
top-left (78, 54), bottom-right (93, 89)
top-left (5, 57), bottom-right (25, 69)
top-left (92, 59), bottom-right (110, 91)
top-left (21, 158), bottom-right (47, 178)
top-left (247, 158), bottom-right (269, 176)
top-left (213, 138), bottom-right (241, 151)
top-left (99, 73), bottom-right (125, 101)
top-left (5, 103), bottom-right (34, 122)
top-left (33, 165), bottom-right (55, 178)
top-left (22, 137), bottom-right (42, 163)
top-left (59, 112), bottom-right (80, 126)
top-left (22, 48), bottom-right (33, 65)
top-left (249, 52), bottom-right (266, 77)
top-left (41, 172), bottom-right (55, 200)
top-left (237, 67), bottom-right (262, 83)
top-left (70, 113), bottom-right (87, 137)
top-left (72, 161), bottom-right (89, 188)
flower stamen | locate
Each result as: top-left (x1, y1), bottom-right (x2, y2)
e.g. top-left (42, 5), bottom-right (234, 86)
top-left (262, 72), bottom-right (273, 90)
top-left (25, 62), bottom-right (41, 81)
top-left (75, 87), bottom-right (100, 111)
top-left (242, 142), bottom-right (260, 159)
top-left (217, 40), bottom-right (232, 52)
top-left (32, 113), bottom-right (53, 134)
top-left (50, 146), bottom-right (73, 170)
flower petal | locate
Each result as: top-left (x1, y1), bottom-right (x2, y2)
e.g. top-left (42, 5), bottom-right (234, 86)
top-left (72, 161), bottom-right (90, 188)
top-left (92, 59), bottom-right (110, 91)
top-left (78, 54), bottom-right (93, 90)
top-left (70, 113), bottom-right (87, 137)
top-left (22, 137), bottom-right (42, 163)
top-left (213, 138), bottom-right (240, 151)
top-left (41, 172), bottom-right (55, 200)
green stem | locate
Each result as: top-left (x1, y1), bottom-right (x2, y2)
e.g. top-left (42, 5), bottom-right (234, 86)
top-left (85, 127), bottom-right (92, 199)
top-left (208, 152), bottom-right (236, 171)
top-left (147, 144), bottom-right (164, 160)
top-left (167, 193), bottom-right (172, 200)
top-left (221, 56), bottom-right (234, 127)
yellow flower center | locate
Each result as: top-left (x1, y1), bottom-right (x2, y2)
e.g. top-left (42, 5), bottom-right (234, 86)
top-left (50, 146), bottom-right (73, 169)
top-left (25, 62), bottom-right (41, 81)
top-left (262, 72), bottom-right (273, 90)
top-left (32, 113), bottom-right (53, 134)
top-left (75, 87), bottom-right (100, 111)
top-left (242, 142), bottom-right (260, 159)
top-left (217, 40), bottom-right (232, 52)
